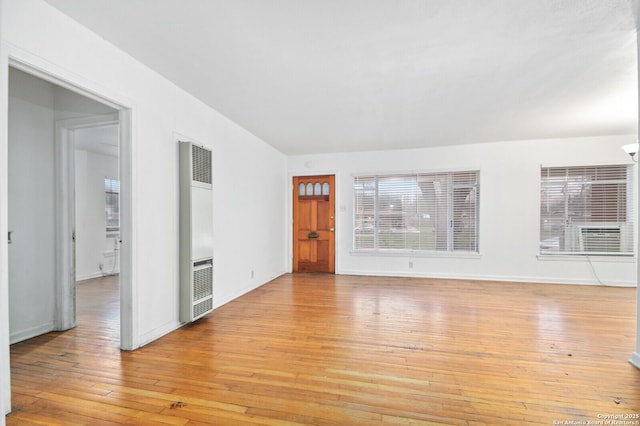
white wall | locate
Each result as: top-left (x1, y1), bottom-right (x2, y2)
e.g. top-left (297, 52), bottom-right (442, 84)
top-left (288, 135), bottom-right (638, 286)
top-left (75, 148), bottom-right (119, 280)
top-left (7, 67), bottom-right (56, 344)
top-left (1, 0), bottom-right (288, 414)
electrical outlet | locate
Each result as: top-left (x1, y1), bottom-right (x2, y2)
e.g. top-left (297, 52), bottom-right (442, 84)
top-left (99, 263), bottom-right (104, 271)
top-left (251, 270), bottom-right (255, 279)
top-left (409, 261), bottom-right (413, 268)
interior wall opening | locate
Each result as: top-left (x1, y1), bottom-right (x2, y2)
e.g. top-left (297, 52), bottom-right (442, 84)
top-left (8, 66), bottom-right (121, 346)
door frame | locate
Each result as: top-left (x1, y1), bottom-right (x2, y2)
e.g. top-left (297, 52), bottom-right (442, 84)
top-left (290, 172), bottom-right (338, 273)
top-left (3, 57), bottom-right (137, 350)
top-left (1, 48), bottom-right (138, 413)
top-left (55, 114), bottom-right (120, 331)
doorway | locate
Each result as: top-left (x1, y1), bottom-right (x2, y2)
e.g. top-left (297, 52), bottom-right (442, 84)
top-left (6, 64), bottom-right (133, 350)
top-left (60, 117), bottom-right (121, 332)
top-left (292, 175), bottom-right (335, 273)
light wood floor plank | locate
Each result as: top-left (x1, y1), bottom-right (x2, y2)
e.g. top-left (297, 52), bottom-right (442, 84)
top-left (6, 273), bottom-right (640, 424)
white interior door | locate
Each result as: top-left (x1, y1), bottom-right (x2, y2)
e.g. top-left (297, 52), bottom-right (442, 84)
top-left (55, 121), bottom-right (78, 331)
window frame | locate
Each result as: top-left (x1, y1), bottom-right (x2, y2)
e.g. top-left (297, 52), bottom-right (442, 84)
top-left (104, 177), bottom-right (120, 237)
top-left (352, 170), bottom-right (480, 255)
top-left (539, 164), bottom-right (634, 257)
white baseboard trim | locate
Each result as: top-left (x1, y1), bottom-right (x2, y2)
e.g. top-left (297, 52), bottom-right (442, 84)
top-left (10, 322), bottom-right (55, 345)
top-left (136, 271), bottom-right (288, 348)
top-left (630, 352), bottom-right (640, 370)
top-left (77, 272), bottom-right (104, 281)
top-left (77, 270), bottom-right (120, 282)
top-left (210, 271), bottom-right (288, 312)
top-left (337, 269), bottom-right (637, 287)
top-left (138, 320), bottom-right (182, 348)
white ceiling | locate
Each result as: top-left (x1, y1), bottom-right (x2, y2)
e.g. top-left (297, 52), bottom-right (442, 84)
top-left (74, 125), bottom-right (119, 157)
top-left (44, 0), bottom-right (639, 155)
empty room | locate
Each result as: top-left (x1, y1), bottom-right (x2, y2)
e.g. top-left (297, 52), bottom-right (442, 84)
top-left (1, 0), bottom-right (640, 425)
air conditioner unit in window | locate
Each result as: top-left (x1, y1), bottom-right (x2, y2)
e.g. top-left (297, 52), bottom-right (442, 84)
top-left (580, 226), bottom-right (620, 253)
top-left (179, 141), bottom-right (214, 322)
top-left (565, 223), bottom-right (632, 255)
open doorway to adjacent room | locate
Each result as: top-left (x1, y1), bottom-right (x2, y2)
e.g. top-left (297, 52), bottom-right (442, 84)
top-left (7, 65), bottom-right (129, 348)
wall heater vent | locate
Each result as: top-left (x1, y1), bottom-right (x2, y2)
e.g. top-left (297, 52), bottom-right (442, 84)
top-left (192, 260), bottom-right (213, 318)
top-left (179, 141), bottom-right (214, 322)
top-left (191, 144), bottom-right (212, 184)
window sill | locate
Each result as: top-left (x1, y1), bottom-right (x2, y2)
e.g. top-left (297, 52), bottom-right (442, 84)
top-left (537, 254), bottom-right (636, 263)
top-left (350, 249), bottom-right (482, 259)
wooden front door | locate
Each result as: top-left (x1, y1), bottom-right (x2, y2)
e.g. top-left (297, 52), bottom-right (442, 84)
top-left (293, 175), bottom-right (335, 273)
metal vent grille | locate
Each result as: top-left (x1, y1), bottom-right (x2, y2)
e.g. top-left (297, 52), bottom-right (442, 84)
top-left (580, 227), bottom-right (621, 253)
top-left (193, 264), bottom-right (213, 301)
top-left (192, 144), bottom-right (212, 184)
top-left (194, 298), bottom-right (213, 318)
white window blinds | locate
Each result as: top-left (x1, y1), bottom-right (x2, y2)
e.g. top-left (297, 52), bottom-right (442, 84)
top-left (539, 165), bottom-right (633, 255)
top-left (105, 178), bottom-right (120, 235)
top-left (354, 171), bottom-right (479, 252)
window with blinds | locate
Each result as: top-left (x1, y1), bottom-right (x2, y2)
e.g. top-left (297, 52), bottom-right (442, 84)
top-left (539, 165), bottom-right (633, 256)
top-left (105, 178), bottom-right (120, 236)
top-left (353, 171), bottom-right (479, 253)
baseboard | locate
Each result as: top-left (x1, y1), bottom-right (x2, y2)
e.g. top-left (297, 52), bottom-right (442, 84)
top-left (138, 320), bottom-right (182, 348)
top-left (630, 352), bottom-right (640, 370)
top-left (77, 270), bottom-right (120, 281)
top-left (77, 272), bottom-right (104, 281)
top-left (10, 321), bottom-right (55, 345)
top-left (210, 271), bottom-right (288, 312)
top-left (136, 270), bottom-right (288, 348)
top-left (337, 269), bottom-right (637, 287)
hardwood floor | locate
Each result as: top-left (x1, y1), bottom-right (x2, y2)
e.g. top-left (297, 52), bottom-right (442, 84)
top-left (6, 274), bottom-right (640, 425)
